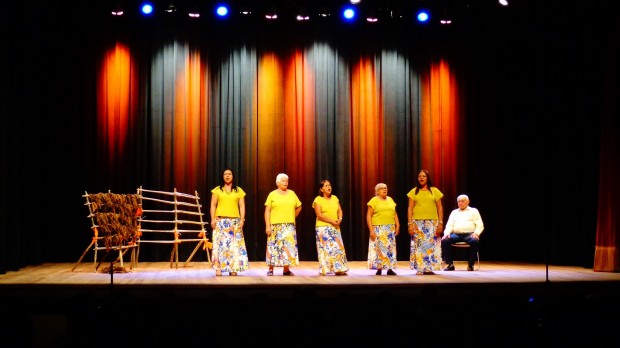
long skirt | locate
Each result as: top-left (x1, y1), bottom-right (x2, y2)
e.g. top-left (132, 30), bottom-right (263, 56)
top-left (367, 224), bottom-right (397, 270)
top-left (211, 217), bottom-right (249, 273)
top-left (315, 225), bottom-right (349, 275)
top-left (266, 223), bottom-right (299, 267)
top-left (410, 219), bottom-right (442, 272)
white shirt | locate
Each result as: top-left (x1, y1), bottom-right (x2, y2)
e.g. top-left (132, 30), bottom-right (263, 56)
top-left (444, 206), bottom-right (484, 236)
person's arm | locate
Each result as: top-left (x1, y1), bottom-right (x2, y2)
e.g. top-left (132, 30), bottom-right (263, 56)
top-left (366, 206), bottom-right (376, 241)
top-left (473, 208), bottom-right (484, 237)
top-left (393, 207), bottom-right (400, 236)
top-left (238, 197), bottom-right (245, 229)
top-left (210, 193), bottom-right (218, 230)
top-left (407, 197), bottom-right (416, 236)
top-left (442, 210), bottom-right (455, 240)
top-left (295, 205), bottom-right (302, 217)
top-left (335, 203), bottom-right (343, 227)
top-left (436, 198), bottom-right (444, 235)
top-left (264, 205), bottom-right (271, 235)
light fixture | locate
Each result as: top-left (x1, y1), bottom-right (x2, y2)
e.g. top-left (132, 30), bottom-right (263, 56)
top-left (215, 4), bottom-right (229, 18)
top-left (296, 6), bottom-right (310, 21)
top-left (265, 6), bottom-right (277, 20)
top-left (416, 9), bottom-right (430, 23)
top-left (342, 5), bottom-right (357, 22)
top-left (165, 3), bottom-right (177, 13)
top-left (140, 2), bottom-right (154, 16)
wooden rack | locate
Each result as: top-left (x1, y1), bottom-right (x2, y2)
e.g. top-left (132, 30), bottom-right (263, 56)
top-left (137, 187), bottom-right (212, 269)
top-left (72, 190), bottom-right (141, 272)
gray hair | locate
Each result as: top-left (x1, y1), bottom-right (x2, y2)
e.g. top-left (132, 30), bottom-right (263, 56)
top-left (276, 173), bottom-right (289, 184)
top-left (374, 183), bottom-right (387, 192)
top-left (457, 194), bottom-right (469, 202)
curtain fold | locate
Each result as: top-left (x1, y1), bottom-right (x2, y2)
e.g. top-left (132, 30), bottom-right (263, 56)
top-left (93, 38), bottom-right (463, 261)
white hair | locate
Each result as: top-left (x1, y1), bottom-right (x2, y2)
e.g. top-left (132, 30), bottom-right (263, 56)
top-left (276, 173), bottom-right (289, 184)
top-left (457, 194), bottom-right (469, 202)
top-left (375, 183), bottom-right (387, 192)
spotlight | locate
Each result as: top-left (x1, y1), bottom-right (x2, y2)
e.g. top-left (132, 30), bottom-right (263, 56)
top-left (265, 6), bottom-right (277, 20)
top-left (342, 6), bottom-right (357, 22)
top-left (165, 3), bottom-right (177, 13)
top-left (416, 9), bottom-right (430, 23)
top-left (239, 6), bottom-right (252, 16)
top-left (296, 6), bottom-right (310, 21)
top-left (215, 4), bottom-right (229, 18)
top-left (365, 8), bottom-right (379, 23)
top-left (140, 2), bottom-right (154, 16)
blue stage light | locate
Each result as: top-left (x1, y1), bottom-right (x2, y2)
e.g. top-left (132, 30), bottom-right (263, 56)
top-left (342, 6), bottom-right (356, 22)
top-left (141, 2), bottom-right (154, 15)
top-left (416, 10), bottom-right (430, 23)
top-left (216, 4), bottom-right (229, 17)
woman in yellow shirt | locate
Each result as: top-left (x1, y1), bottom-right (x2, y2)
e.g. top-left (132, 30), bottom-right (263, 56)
top-left (313, 179), bottom-right (349, 276)
top-left (367, 183), bottom-right (400, 275)
top-left (264, 173), bottom-right (302, 276)
top-left (407, 169), bottom-right (444, 275)
top-left (210, 168), bottom-right (249, 276)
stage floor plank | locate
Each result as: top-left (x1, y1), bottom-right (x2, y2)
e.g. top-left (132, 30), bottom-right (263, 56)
top-left (2, 261), bottom-right (619, 286)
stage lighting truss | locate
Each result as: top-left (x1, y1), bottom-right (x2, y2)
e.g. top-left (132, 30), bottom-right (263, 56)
top-left (105, 0), bottom-right (505, 27)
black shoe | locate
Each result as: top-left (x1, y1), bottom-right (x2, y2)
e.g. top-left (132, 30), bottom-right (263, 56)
top-left (387, 269), bottom-right (397, 275)
top-left (467, 265), bottom-right (474, 271)
top-left (444, 264), bottom-right (455, 271)
top-left (375, 269), bottom-right (382, 275)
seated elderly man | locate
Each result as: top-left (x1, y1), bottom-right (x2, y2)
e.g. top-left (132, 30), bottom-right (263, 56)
top-left (441, 194), bottom-right (484, 271)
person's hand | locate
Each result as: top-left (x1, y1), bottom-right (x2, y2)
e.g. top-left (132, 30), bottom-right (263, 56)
top-left (435, 224), bottom-right (444, 238)
top-left (370, 231), bottom-right (376, 241)
top-left (408, 224), bottom-right (417, 237)
top-left (265, 228), bottom-right (271, 236)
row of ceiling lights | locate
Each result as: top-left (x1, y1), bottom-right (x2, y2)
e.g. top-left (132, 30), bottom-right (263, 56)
top-left (110, 1), bottom-right (510, 25)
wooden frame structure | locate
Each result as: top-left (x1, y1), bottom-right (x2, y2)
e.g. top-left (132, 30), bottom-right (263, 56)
top-left (72, 191), bottom-right (141, 272)
top-left (137, 187), bottom-right (212, 269)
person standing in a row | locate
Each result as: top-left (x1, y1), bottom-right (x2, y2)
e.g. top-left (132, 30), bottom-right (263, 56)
top-left (264, 173), bottom-right (302, 276)
top-left (367, 183), bottom-right (400, 275)
top-left (209, 168), bottom-right (249, 276)
top-left (313, 179), bottom-right (349, 276)
top-left (407, 169), bottom-right (444, 275)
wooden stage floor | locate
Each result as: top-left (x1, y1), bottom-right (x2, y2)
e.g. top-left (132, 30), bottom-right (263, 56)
top-left (1, 261), bottom-right (619, 347)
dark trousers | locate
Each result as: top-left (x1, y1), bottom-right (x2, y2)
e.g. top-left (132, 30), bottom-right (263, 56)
top-left (441, 233), bottom-right (479, 266)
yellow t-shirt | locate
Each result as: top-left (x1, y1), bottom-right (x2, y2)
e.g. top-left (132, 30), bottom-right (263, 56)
top-left (407, 187), bottom-right (443, 220)
top-left (312, 195), bottom-right (339, 227)
top-left (265, 190), bottom-right (302, 224)
top-left (367, 196), bottom-right (397, 225)
top-left (211, 186), bottom-right (246, 217)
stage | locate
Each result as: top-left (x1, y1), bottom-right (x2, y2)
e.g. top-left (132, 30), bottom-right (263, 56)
top-left (1, 261), bottom-right (619, 347)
